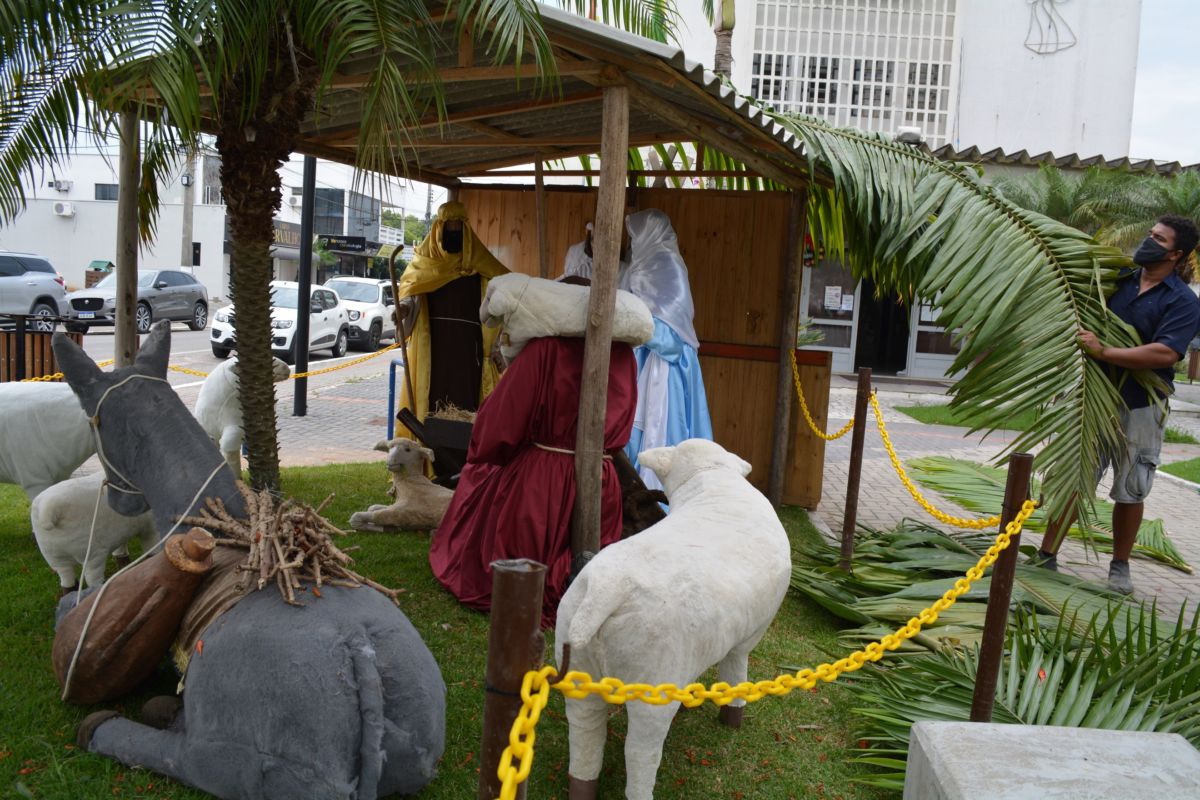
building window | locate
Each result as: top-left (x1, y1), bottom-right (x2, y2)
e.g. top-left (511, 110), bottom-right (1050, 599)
top-left (749, 0), bottom-right (957, 147)
top-left (94, 183), bottom-right (119, 201)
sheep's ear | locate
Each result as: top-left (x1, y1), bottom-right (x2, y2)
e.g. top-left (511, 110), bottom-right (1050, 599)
top-left (373, 439), bottom-right (392, 453)
top-left (638, 446), bottom-right (673, 478)
top-left (727, 452), bottom-right (752, 478)
top-left (135, 320), bottom-right (171, 378)
top-left (52, 332), bottom-right (106, 407)
top-left (419, 447), bottom-right (435, 463)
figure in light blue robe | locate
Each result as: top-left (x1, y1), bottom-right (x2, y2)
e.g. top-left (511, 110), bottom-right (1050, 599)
top-left (620, 209), bottom-right (713, 490)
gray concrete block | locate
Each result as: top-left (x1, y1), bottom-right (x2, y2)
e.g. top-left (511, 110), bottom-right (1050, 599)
top-left (904, 721), bottom-right (1200, 799)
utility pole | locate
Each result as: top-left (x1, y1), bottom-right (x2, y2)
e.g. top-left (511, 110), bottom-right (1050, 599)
top-left (180, 148), bottom-right (196, 267)
top-left (424, 183), bottom-right (433, 226)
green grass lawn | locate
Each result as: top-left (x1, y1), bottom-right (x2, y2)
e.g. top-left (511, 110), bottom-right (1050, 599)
top-left (1163, 456), bottom-right (1200, 483)
top-left (1, 465), bottom-right (887, 800)
top-left (897, 403), bottom-right (1200, 444)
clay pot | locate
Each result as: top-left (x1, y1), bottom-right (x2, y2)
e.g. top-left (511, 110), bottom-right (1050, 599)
top-left (53, 527), bottom-right (216, 705)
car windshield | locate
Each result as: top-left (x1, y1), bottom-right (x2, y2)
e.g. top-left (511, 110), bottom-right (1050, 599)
top-left (270, 286), bottom-right (300, 308)
top-left (325, 281), bottom-right (378, 303)
top-left (92, 271), bottom-right (156, 289)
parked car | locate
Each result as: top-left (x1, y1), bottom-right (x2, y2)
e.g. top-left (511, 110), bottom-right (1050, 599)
top-left (65, 268), bottom-right (209, 334)
top-left (0, 251), bottom-right (68, 332)
top-left (210, 281), bottom-right (350, 363)
top-left (322, 276), bottom-right (396, 351)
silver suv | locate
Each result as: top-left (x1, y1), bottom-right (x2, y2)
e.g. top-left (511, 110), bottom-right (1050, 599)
top-left (0, 251), bottom-right (68, 332)
top-left (65, 268), bottom-right (210, 334)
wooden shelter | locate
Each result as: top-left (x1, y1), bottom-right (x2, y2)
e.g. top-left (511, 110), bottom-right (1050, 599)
top-left (134, 5), bottom-right (833, 534)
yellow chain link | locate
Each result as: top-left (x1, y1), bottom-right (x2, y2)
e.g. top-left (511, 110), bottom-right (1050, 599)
top-left (870, 392), bottom-right (1001, 530)
top-left (19, 360), bottom-right (115, 382)
top-left (494, 498), bottom-right (1038, 799)
top-left (790, 350), bottom-right (854, 440)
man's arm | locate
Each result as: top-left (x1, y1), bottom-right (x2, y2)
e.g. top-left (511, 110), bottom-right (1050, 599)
top-left (1078, 328), bottom-right (1181, 369)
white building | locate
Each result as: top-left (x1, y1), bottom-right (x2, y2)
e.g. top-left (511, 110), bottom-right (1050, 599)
top-left (0, 149), bottom-right (436, 303)
top-left (676, 0), bottom-right (1144, 377)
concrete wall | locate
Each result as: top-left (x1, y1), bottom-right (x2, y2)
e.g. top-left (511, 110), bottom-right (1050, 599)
top-left (954, 0), bottom-right (1142, 156)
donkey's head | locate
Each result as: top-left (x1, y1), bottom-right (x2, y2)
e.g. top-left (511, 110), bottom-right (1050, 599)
top-left (53, 321), bottom-right (243, 531)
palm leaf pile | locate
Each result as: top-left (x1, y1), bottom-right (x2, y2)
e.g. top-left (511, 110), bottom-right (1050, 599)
top-left (846, 605), bottom-right (1200, 792)
top-left (790, 519), bottom-right (1137, 655)
top-left (906, 456), bottom-right (1192, 573)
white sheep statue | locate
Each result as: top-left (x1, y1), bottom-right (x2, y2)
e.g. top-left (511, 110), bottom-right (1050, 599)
top-left (0, 382), bottom-right (95, 501)
top-left (554, 439), bottom-right (792, 800)
top-left (31, 472), bottom-right (157, 593)
top-left (348, 437), bottom-right (454, 532)
top-left (193, 356), bottom-right (291, 474)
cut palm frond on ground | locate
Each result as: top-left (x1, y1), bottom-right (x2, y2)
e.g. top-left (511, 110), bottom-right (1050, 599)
top-left (847, 604), bottom-right (1200, 791)
top-left (790, 520), bottom-right (1137, 654)
top-left (907, 456), bottom-right (1193, 573)
top-left (773, 111), bottom-right (1155, 528)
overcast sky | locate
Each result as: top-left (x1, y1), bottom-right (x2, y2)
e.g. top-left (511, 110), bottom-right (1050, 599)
top-left (1129, 0), bottom-right (1200, 164)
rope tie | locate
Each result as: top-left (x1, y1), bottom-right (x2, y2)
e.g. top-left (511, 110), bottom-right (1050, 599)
top-left (533, 443), bottom-right (613, 459)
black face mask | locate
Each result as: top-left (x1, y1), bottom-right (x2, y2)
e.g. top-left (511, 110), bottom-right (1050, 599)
top-left (441, 227), bottom-right (464, 254)
top-left (1133, 236), bottom-right (1171, 266)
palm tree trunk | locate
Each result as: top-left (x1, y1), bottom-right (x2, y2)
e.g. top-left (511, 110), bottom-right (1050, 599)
top-left (713, 0), bottom-right (735, 77)
top-left (216, 33), bottom-right (316, 491)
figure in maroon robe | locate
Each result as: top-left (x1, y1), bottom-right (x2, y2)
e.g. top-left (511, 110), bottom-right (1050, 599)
top-left (429, 336), bottom-right (637, 627)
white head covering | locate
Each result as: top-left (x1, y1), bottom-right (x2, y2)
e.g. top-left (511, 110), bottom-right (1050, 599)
top-left (561, 222), bottom-right (594, 280)
top-left (619, 209), bottom-right (699, 349)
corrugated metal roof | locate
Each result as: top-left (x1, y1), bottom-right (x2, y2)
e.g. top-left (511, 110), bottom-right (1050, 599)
top-left (286, 5), bottom-right (811, 188)
top-left (926, 144), bottom-right (1200, 176)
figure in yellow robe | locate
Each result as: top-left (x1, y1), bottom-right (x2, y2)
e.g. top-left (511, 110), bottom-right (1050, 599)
top-left (395, 201), bottom-right (508, 441)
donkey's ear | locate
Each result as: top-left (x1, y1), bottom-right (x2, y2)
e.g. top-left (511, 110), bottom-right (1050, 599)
top-left (52, 332), bottom-right (105, 401)
top-left (135, 320), bottom-right (171, 377)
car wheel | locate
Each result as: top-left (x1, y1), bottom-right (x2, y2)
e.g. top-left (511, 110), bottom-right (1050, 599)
top-left (135, 303), bottom-right (152, 334)
top-left (30, 302), bottom-right (57, 333)
top-left (331, 327), bottom-right (348, 358)
top-left (365, 321), bottom-right (382, 351)
top-left (187, 302), bottom-right (208, 331)
top-left (211, 344), bottom-right (231, 359)
top-left (66, 323), bottom-right (89, 334)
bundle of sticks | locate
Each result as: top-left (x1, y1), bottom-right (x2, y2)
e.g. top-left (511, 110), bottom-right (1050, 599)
top-left (182, 482), bottom-right (403, 606)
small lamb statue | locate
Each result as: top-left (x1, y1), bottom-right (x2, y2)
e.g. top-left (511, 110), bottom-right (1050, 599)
top-left (31, 472), bottom-right (158, 594)
top-left (194, 356), bottom-right (291, 474)
top-left (349, 438), bottom-right (454, 532)
top-left (555, 439), bottom-right (792, 800)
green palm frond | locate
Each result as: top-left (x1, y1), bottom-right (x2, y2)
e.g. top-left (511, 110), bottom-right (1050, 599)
top-left (906, 456), bottom-right (1193, 572)
top-left (846, 604), bottom-right (1200, 790)
top-left (551, 0), bottom-right (680, 43)
top-left (773, 112), bottom-right (1147, 524)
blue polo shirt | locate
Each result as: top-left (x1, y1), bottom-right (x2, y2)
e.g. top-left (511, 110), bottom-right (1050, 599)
top-left (1107, 269), bottom-right (1200, 408)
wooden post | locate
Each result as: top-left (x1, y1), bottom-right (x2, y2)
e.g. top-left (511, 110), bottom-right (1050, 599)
top-left (570, 84), bottom-right (628, 566)
top-left (13, 315), bottom-right (27, 381)
top-left (477, 559), bottom-right (546, 800)
top-left (839, 367), bottom-right (872, 570)
top-left (114, 110), bottom-right (140, 367)
top-left (767, 189), bottom-right (807, 506)
top-left (535, 161), bottom-right (550, 279)
top-left (970, 452), bottom-right (1034, 723)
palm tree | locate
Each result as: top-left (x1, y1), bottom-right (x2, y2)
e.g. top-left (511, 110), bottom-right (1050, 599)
top-left (992, 164), bottom-right (1141, 239)
top-left (1103, 170), bottom-right (1200, 252)
top-left (0, 0), bottom-right (671, 491)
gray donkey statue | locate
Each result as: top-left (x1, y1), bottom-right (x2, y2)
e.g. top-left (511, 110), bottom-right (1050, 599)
top-left (53, 322), bottom-right (446, 799)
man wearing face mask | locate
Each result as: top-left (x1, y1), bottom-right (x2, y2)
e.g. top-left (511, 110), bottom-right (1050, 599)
top-left (393, 201), bottom-right (509, 444)
top-left (1034, 215), bottom-right (1200, 594)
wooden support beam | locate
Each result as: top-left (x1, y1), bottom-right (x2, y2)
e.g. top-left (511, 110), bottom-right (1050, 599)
top-left (458, 25), bottom-right (474, 69)
top-left (114, 111), bottom-right (140, 367)
top-left (291, 140), bottom-right (462, 188)
top-left (458, 168), bottom-right (763, 179)
top-left (340, 133), bottom-right (671, 149)
top-left (459, 120), bottom-right (525, 142)
top-left (327, 60), bottom-right (604, 90)
top-left (623, 80), bottom-right (809, 189)
top-left (535, 162), bottom-right (550, 278)
top-left (767, 190), bottom-right (807, 506)
top-left (571, 85), bottom-right (629, 566)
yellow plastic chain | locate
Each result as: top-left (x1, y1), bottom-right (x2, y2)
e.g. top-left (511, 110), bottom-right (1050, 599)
top-left (790, 350), bottom-right (854, 441)
top-left (20, 343), bottom-right (402, 383)
top-left (494, 497), bottom-right (1038, 799)
top-left (870, 392), bottom-right (1001, 529)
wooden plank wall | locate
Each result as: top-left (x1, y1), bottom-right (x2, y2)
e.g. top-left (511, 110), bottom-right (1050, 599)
top-left (458, 185), bottom-right (828, 507)
top-left (0, 331), bottom-right (84, 382)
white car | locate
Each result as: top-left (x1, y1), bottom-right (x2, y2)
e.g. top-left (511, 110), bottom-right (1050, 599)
top-left (323, 276), bottom-right (396, 351)
top-left (210, 281), bottom-right (349, 363)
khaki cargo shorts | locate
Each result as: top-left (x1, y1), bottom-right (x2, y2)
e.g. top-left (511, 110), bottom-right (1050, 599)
top-left (1096, 404), bottom-right (1166, 504)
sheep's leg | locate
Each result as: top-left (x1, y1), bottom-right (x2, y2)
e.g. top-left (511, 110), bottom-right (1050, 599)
top-left (623, 701), bottom-right (679, 800)
top-left (716, 646), bottom-right (753, 728)
top-left (111, 543), bottom-right (131, 571)
top-left (565, 694), bottom-right (609, 783)
top-left (218, 427), bottom-right (242, 475)
top-left (81, 550), bottom-right (109, 591)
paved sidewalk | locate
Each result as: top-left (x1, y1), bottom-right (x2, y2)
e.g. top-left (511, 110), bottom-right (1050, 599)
top-left (815, 374), bottom-right (1200, 617)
